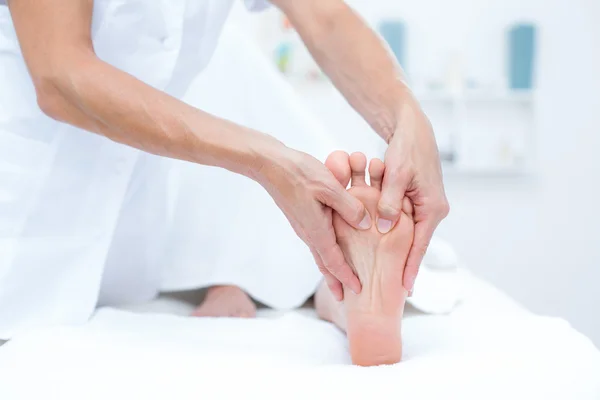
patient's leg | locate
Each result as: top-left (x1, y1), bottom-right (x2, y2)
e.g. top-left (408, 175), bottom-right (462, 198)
top-left (316, 151), bottom-right (414, 366)
top-left (192, 285), bottom-right (256, 318)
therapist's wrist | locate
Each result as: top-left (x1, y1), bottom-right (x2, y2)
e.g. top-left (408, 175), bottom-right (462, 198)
top-left (369, 83), bottom-right (415, 144)
top-left (381, 89), bottom-right (426, 144)
top-left (242, 131), bottom-right (289, 185)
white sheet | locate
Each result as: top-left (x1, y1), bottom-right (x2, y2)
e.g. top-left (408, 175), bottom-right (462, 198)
top-left (0, 272), bottom-right (598, 400)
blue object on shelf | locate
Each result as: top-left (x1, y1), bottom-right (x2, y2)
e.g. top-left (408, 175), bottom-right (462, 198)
top-left (379, 20), bottom-right (407, 69)
top-left (508, 23), bottom-right (536, 90)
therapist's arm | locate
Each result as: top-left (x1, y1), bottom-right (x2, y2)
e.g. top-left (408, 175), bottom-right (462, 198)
top-left (8, 0), bottom-right (372, 300)
top-left (273, 0), bottom-right (450, 293)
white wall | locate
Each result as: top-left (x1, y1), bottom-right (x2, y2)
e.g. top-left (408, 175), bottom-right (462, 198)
top-left (232, 0), bottom-right (600, 345)
top-left (350, 0), bottom-right (600, 346)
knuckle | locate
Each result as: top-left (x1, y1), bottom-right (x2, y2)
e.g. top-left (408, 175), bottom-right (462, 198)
top-left (378, 201), bottom-right (401, 217)
top-left (339, 265), bottom-right (356, 283)
top-left (385, 167), bottom-right (406, 182)
top-left (325, 258), bottom-right (343, 273)
top-left (323, 249), bottom-right (345, 271)
top-left (431, 198), bottom-right (450, 218)
top-left (397, 168), bottom-right (413, 183)
top-left (316, 183), bottom-right (332, 200)
top-left (349, 201), bottom-right (364, 222)
top-left (318, 178), bottom-right (340, 199)
top-left (424, 199), bottom-right (449, 220)
top-left (387, 166), bottom-right (410, 183)
top-left (327, 280), bottom-right (342, 295)
top-left (440, 201), bottom-right (450, 218)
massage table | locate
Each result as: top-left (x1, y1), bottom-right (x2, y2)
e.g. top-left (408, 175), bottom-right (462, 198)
top-left (0, 270), bottom-right (598, 400)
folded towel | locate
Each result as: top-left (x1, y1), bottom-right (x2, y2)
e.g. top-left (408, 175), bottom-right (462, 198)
top-left (407, 237), bottom-right (463, 314)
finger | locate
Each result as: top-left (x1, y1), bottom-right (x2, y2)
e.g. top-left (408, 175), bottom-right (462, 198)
top-left (310, 247), bottom-right (343, 301)
top-left (324, 151), bottom-right (351, 187)
top-left (349, 152), bottom-right (367, 187)
top-left (368, 158), bottom-right (385, 190)
top-left (321, 185), bottom-right (371, 230)
top-left (324, 273), bottom-right (344, 302)
top-left (402, 196), bottom-right (414, 215)
top-left (377, 167), bottom-right (410, 234)
top-left (316, 233), bottom-right (362, 295)
top-left (403, 219), bottom-right (437, 292)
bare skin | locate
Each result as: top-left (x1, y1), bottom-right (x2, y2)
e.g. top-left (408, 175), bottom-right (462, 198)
top-left (193, 286), bottom-right (257, 319)
top-left (316, 151), bottom-right (414, 366)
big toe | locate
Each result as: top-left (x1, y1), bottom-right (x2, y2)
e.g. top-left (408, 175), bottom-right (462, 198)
top-left (325, 151), bottom-right (351, 187)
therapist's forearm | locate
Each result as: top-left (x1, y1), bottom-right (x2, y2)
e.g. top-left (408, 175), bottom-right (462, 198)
top-left (275, 0), bottom-right (412, 142)
top-left (35, 53), bottom-right (280, 178)
top-left (9, 0), bottom-right (280, 178)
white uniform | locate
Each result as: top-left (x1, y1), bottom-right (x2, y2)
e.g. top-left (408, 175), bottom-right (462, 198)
top-left (0, 0), bottom-right (328, 340)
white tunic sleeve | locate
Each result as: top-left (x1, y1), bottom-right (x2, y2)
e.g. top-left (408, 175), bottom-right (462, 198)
top-left (244, 0), bottom-right (271, 12)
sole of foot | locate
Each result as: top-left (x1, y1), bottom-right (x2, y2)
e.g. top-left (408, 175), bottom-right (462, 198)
top-left (320, 151), bottom-right (414, 366)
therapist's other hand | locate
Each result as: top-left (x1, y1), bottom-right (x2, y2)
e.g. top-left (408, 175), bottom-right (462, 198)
top-left (257, 147), bottom-right (371, 301)
top-left (377, 99), bottom-right (449, 293)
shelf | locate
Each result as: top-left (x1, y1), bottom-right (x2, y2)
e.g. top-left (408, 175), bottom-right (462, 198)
top-left (290, 80), bottom-right (535, 105)
top-left (287, 78), bottom-right (535, 179)
top-left (415, 89), bottom-right (534, 104)
top-left (463, 90), bottom-right (534, 103)
top-left (442, 163), bottom-right (529, 177)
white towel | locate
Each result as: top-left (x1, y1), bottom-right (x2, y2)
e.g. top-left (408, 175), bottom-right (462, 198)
top-left (0, 309), bottom-right (598, 399)
top-left (408, 237), bottom-right (463, 314)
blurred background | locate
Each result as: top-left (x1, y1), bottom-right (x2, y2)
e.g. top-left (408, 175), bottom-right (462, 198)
top-left (224, 0), bottom-right (600, 346)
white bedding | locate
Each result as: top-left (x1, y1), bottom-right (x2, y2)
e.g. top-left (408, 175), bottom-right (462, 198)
top-left (0, 272), bottom-right (598, 400)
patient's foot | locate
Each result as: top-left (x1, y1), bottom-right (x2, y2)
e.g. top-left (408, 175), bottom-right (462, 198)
top-left (317, 151), bottom-right (414, 366)
top-left (192, 285), bottom-right (256, 318)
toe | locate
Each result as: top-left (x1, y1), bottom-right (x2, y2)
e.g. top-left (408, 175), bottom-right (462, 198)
top-left (369, 158), bottom-right (385, 190)
top-left (349, 152), bottom-right (367, 187)
top-left (325, 151), bottom-right (351, 187)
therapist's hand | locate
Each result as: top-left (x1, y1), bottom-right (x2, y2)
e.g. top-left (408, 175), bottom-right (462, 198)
top-left (272, 0), bottom-right (450, 294)
top-left (377, 99), bottom-right (450, 293)
top-left (256, 146), bottom-right (371, 301)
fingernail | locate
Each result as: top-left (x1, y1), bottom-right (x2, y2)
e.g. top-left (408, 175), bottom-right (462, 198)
top-left (408, 289), bottom-right (414, 298)
top-left (377, 218), bottom-right (393, 234)
top-left (358, 212), bottom-right (372, 230)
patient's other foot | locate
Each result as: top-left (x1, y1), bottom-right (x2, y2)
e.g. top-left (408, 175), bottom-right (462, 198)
top-left (318, 151), bottom-right (414, 366)
top-left (192, 285), bottom-right (256, 318)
